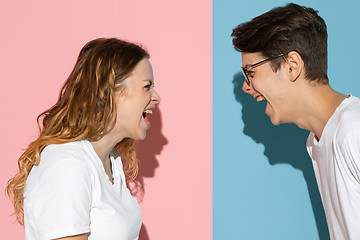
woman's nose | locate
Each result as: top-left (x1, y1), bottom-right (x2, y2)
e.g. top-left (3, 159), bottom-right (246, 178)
top-left (151, 89), bottom-right (161, 104)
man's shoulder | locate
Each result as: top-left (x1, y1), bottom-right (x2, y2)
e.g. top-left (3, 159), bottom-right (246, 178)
top-left (334, 95), bottom-right (360, 139)
top-left (337, 95), bottom-right (360, 122)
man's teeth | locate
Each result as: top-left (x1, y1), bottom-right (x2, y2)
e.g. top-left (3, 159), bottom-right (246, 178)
top-left (144, 109), bottom-right (153, 114)
top-left (257, 96), bottom-right (265, 102)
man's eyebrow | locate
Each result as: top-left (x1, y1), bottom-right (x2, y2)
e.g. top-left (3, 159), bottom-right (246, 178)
top-left (243, 64), bottom-right (252, 69)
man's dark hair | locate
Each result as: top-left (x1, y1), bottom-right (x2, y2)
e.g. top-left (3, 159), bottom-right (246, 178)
top-left (231, 3), bottom-right (328, 84)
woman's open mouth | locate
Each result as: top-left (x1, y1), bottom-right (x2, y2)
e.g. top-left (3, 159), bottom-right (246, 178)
top-left (143, 109), bottom-right (152, 118)
top-left (142, 109), bottom-right (153, 128)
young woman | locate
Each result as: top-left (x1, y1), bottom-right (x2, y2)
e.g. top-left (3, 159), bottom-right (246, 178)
top-left (6, 38), bottom-right (160, 240)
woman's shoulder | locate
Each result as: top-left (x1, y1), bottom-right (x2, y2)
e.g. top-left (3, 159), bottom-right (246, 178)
top-left (42, 140), bottom-right (84, 158)
top-left (32, 140), bottom-right (94, 178)
top-left (25, 140), bottom-right (95, 197)
top-left (41, 140), bottom-right (98, 166)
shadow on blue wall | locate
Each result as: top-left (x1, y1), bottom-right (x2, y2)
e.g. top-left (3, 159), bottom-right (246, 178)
top-left (232, 72), bottom-right (329, 240)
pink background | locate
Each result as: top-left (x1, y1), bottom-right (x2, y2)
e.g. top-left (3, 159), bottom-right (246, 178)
top-left (0, 1), bottom-right (212, 239)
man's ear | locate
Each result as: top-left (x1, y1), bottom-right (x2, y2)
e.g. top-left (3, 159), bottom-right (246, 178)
top-left (285, 51), bottom-right (304, 82)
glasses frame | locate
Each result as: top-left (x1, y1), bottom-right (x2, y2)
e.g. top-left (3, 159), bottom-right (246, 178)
top-left (241, 53), bottom-right (284, 86)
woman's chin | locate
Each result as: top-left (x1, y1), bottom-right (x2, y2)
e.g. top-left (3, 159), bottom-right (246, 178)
top-left (138, 133), bottom-right (147, 140)
top-left (132, 130), bottom-right (147, 141)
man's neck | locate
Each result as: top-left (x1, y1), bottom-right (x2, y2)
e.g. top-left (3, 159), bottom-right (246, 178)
top-left (292, 82), bottom-right (347, 140)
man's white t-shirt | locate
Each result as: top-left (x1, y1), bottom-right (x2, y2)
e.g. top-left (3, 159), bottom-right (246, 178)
top-left (24, 140), bottom-right (142, 240)
top-left (307, 95), bottom-right (360, 240)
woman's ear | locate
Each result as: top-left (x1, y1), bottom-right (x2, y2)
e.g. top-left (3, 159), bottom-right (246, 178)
top-left (285, 51), bottom-right (304, 82)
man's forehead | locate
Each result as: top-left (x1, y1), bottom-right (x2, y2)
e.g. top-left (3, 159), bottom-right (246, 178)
top-left (241, 52), bottom-right (264, 67)
top-left (241, 52), bottom-right (265, 60)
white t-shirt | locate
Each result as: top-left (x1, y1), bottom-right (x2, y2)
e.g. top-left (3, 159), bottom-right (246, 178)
top-left (307, 95), bottom-right (360, 240)
top-left (24, 140), bottom-right (142, 240)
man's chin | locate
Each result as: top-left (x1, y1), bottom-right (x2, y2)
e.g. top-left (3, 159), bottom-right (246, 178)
top-left (269, 114), bottom-right (281, 126)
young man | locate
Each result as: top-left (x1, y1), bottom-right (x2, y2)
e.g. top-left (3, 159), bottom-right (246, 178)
top-left (231, 3), bottom-right (360, 240)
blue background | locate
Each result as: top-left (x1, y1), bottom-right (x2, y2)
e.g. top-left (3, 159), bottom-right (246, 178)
top-left (213, 0), bottom-right (360, 239)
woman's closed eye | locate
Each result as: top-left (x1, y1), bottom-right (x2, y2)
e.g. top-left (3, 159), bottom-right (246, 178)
top-left (144, 83), bottom-right (154, 90)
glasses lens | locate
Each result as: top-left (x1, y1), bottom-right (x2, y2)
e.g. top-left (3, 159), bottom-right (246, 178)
top-left (241, 67), bottom-right (250, 86)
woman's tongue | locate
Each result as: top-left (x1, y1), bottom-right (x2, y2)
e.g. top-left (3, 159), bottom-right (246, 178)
top-left (142, 112), bottom-right (151, 128)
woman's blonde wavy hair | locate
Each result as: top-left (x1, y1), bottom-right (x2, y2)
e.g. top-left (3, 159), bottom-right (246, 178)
top-left (6, 38), bottom-right (149, 225)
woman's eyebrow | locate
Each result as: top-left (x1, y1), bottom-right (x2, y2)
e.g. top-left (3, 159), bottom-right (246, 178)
top-left (142, 79), bottom-right (154, 85)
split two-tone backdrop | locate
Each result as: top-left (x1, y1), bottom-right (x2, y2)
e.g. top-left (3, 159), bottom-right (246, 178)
top-left (1, 0), bottom-right (359, 239)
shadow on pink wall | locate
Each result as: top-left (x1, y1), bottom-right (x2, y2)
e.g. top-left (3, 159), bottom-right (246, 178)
top-left (130, 107), bottom-right (168, 240)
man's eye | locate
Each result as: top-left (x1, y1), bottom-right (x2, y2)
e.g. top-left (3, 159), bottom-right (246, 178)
top-left (248, 71), bottom-right (254, 79)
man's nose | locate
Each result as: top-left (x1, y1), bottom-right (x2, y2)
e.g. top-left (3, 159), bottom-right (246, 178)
top-left (242, 81), bottom-right (256, 95)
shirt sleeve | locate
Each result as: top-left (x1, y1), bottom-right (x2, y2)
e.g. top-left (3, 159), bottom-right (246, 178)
top-left (28, 158), bottom-right (93, 240)
top-left (340, 128), bottom-right (360, 183)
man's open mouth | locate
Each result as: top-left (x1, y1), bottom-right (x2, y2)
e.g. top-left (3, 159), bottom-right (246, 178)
top-left (257, 95), bottom-right (266, 102)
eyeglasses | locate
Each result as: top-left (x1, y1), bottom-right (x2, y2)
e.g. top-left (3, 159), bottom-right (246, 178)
top-left (241, 54), bottom-right (284, 85)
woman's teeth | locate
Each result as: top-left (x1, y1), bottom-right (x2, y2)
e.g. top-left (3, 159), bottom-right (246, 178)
top-left (144, 109), bottom-right (152, 114)
top-left (143, 109), bottom-right (153, 118)
top-left (257, 96), bottom-right (265, 102)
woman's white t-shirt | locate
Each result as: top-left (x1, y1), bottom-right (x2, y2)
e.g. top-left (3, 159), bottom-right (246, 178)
top-left (24, 140), bottom-right (142, 240)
